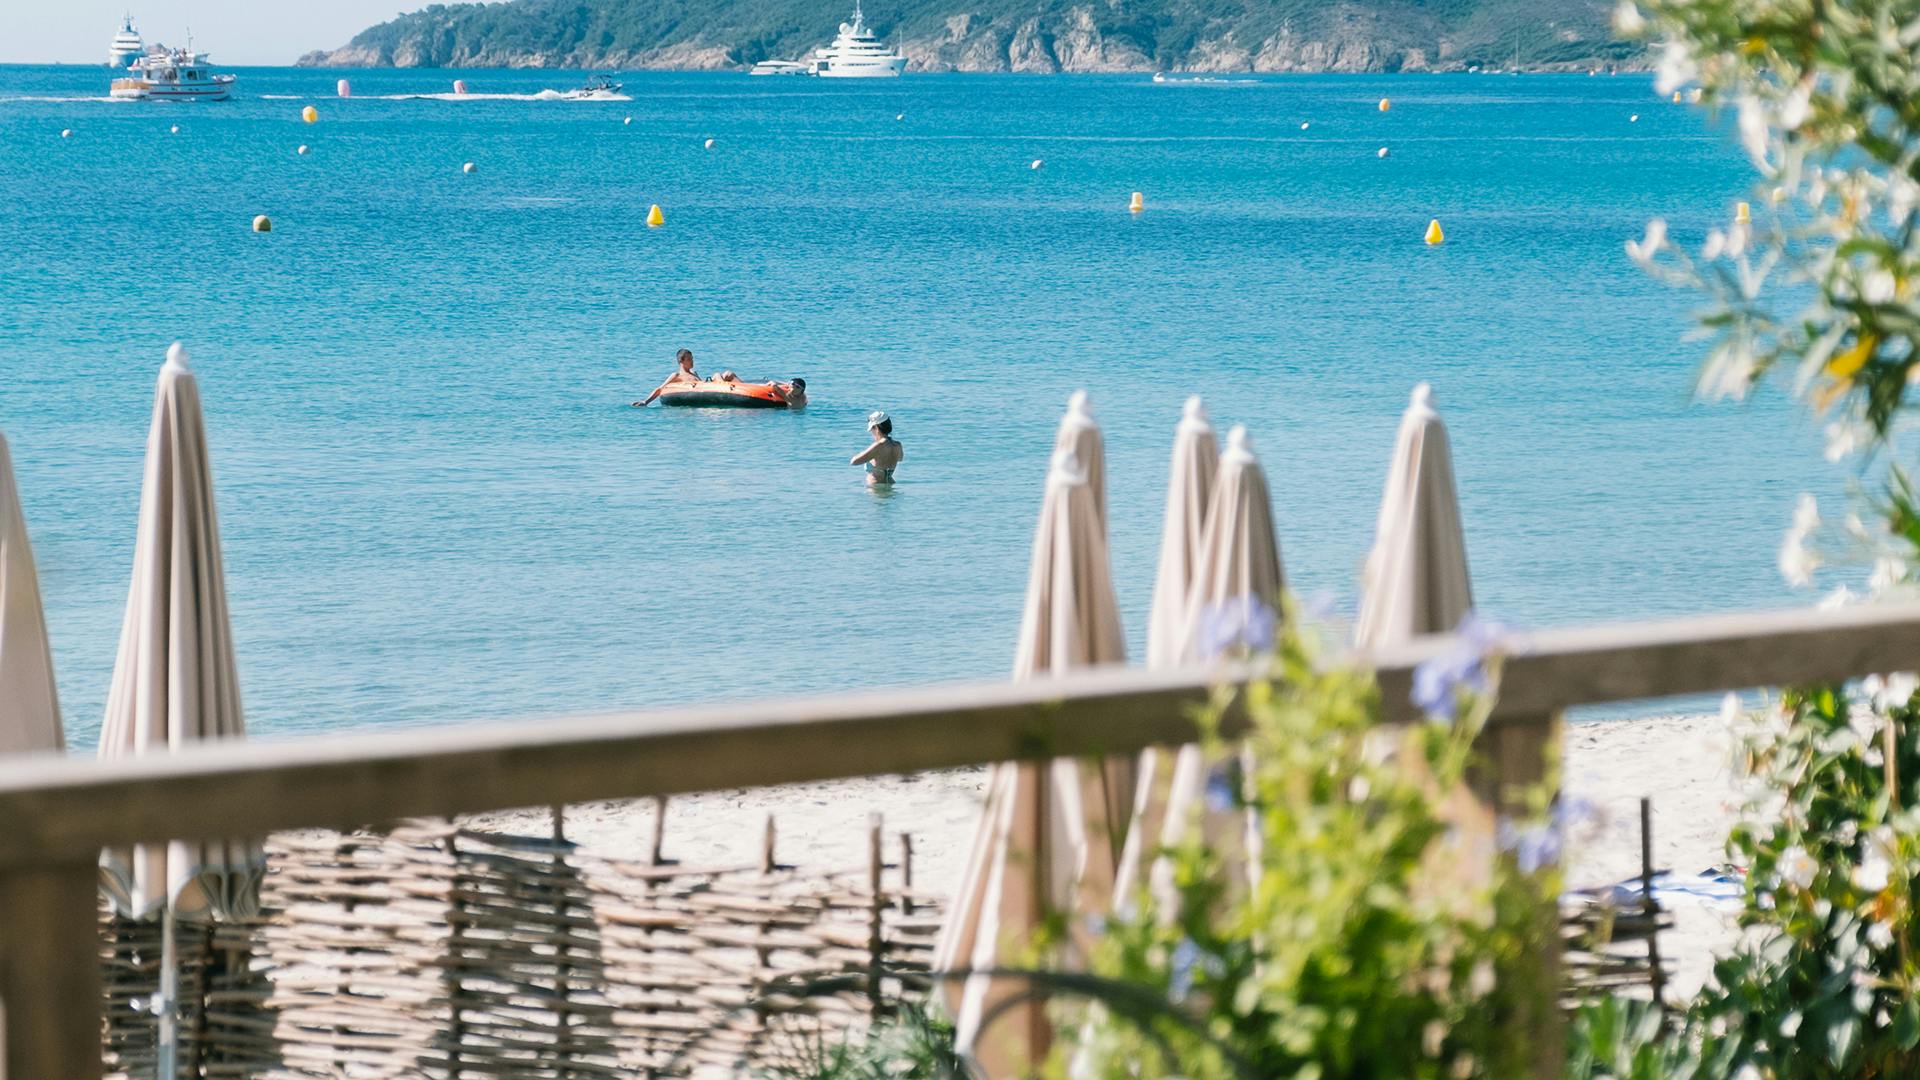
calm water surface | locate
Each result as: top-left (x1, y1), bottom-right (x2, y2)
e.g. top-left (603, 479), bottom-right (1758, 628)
top-left (0, 67), bottom-right (1841, 745)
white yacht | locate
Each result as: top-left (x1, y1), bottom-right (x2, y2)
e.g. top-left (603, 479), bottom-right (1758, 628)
top-left (811, 5), bottom-right (906, 78)
top-left (749, 59), bottom-right (811, 76)
top-left (111, 45), bottom-right (235, 101)
top-left (107, 15), bottom-right (144, 69)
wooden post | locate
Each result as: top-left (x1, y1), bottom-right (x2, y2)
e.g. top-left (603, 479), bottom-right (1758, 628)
top-left (0, 862), bottom-right (103, 1080)
top-left (760, 816), bottom-right (776, 874)
top-left (897, 832), bottom-right (914, 916)
top-left (867, 815), bottom-right (884, 1020)
top-left (1473, 713), bottom-right (1564, 1079)
top-left (649, 797), bottom-right (667, 866)
top-left (1640, 797), bottom-right (1666, 1013)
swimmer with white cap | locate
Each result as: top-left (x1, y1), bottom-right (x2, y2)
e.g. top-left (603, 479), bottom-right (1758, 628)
top-left (850, 411), bottom-right (903, 485)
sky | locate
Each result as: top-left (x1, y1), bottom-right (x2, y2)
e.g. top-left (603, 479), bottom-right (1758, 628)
top-left (4, 1), bottom-right (421, 65)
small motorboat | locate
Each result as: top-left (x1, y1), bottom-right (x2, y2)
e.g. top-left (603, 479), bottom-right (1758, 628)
top-left (560, 74), bottom-right (624, 100)
top-left (653, 379), bottom-right (797, 408)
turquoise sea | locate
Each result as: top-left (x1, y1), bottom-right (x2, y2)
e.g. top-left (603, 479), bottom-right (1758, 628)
top-left (0, 66), bottom-right (1841, 746)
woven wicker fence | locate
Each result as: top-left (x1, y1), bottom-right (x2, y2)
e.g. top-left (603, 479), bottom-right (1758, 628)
top-left (103, 816), bottom-right (942, 1078)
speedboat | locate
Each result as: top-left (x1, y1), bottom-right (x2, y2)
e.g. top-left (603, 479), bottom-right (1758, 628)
top-left (654, 379), bottom-right (799, 408)
top-left (110, 45), bottom-right (234, 101)
top-left (811, 4), bottom-right (906, 78)
top-left (750, 59), bottom-right (811, 76)
top-left (108, 15), bottom-right (143, 69)
top-left (560, 74), bottom-right (623, 100)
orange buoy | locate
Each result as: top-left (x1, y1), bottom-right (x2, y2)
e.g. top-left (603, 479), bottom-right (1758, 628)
top-left (1378, 97), bottom-right (1391, 112)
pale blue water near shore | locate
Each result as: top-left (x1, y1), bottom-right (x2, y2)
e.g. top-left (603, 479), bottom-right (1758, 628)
top-left (0, 66), bottom-right (1843, 746)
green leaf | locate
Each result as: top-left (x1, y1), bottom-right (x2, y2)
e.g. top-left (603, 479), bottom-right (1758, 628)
top-left (1897, 997), bottom-right (1920, 1051)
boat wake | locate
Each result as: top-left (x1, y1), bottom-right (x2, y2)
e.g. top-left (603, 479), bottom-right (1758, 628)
top-left (378, 91), bottom-right (634, 102)
top-left (0, 95), bottom-right (132, 103)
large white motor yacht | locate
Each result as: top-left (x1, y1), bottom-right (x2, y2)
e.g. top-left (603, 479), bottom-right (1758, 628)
top-left (111, 45), bottom-right (235, 101)
top-left (811, 5), bottom-right (906, 78)
top-left (107, 15), bottom-right (144, 69)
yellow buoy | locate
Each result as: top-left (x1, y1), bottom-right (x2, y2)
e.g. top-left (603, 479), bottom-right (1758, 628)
top-left (252, 215), bottom-right (272, 233)
top-left (1735, 200), bottom-right (1751, 224)
top-left (646, 204), bottom-right (665, 227)
top-left (301, 105), bottom-right (318, 124)
top-left (1378, 97), bottom-right (1391, 112)
top-left (1424, 219), bottom-right (1444, 245)
top-left (1129, 191), bottom-right (1144, 213)
top-left (1671, 90), bottom-right (1682, 104)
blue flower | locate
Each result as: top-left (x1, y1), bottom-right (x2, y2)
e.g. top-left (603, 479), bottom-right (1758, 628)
top-left (1204, 761), bottom-right (1239, 813)
top-left (1497, 819), bottom-right (1564, 874)
top-left (1198, 596), bottom-right (1278, 660)
top-left (1409, 609), bottom-right (1513, 720)
top-left (1169, 938), bottom-right (1201, 1001)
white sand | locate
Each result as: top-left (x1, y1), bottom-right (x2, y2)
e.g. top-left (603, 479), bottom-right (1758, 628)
top-left (478, 710), bottom-right (1742, 999)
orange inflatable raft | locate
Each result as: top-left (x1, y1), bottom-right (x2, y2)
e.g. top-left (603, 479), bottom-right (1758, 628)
top-left (655, 379), bottom-right (794, 408)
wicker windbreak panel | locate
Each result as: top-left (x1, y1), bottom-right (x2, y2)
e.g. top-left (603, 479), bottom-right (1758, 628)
top-left (103, 820), bottom-right (943, 1078)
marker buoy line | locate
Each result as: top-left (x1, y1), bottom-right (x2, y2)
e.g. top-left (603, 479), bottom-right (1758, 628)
top-left (704, 138), bottom-right (715, 149)
top-left (1735, 200), bottom-right (1751, 224)
top-left (1378, 97), bottom-right (1391, 111)
top-left (302, 105), bottom-right (318, 123)
top-left (337, 79), bottom-right (351, 98)
top-left (1031, 159), bottom-right (1043, 169)
top-left (463, 162), bottom-right (476, 174)
top-left (297, 144), bottom-right (309, 155)
top-left (1129, 191), bottom-right (1145, 213)
top-left (1424, 219), bottom-right (1444, 245)
top-left (252, 215), bottom-right (272, 233)
top-left (646, 204), bottom-right (665, 227)
top-left (1377, 146), bottom-right (1389, 158)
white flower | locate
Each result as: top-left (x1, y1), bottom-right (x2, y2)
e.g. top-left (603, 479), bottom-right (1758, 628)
top-left (1720, 692), bottom-right (1743, 728)
top-left (1779, 494), bottom-right (1822, 587)
top-left (1625, 217), bottom-right (1667, 264)
top-left (1868, 919), bottom-right (1895, 951)
top-left (1825, 420), bottom-right (1869, 462)
top-left (1779, 845), bottom-right (1817, 889)
top-left (1820, 585), bottom-right (1857, 609)
top-left (1703, 228), bottom-right (1727, 260)
top-left (1655, 41), bottom-right (1698, 95)
top-left (1854, 827), bottom-right (1895, 892)
top-left (1780, 1010), bottom-right (1804, 1037)
top-left (1423, 1019), bottom-right (1447, 1057)
top-left (1780, 83), bottom-right (1813, 129)
top-left (1870, 557), bottom-right (1909, 594)
top-left (1863, 269), bottom-right (1898, 303)
top-left (1738, 96), bottom-right (1772, 170)
top-left (1612, 0), bottom-right (1648, 35)
top-left (1869, 672), bottom-right (1917, 710)
top-left (1726, 221), bottom-right (1750, 258)
top-left (1469, 959), bottom-right (1496, 997)
top-left (1700, 343), bottom-right (1757, 400)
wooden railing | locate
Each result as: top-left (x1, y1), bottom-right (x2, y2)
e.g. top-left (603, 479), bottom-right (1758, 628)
top-left (4, 601), bottom-right (1920, 1077)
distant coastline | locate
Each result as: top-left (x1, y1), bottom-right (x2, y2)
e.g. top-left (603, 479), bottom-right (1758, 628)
top-left (297, 0), bottom-right (1643, 74)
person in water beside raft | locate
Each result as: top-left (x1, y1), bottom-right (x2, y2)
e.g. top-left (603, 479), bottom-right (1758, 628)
top-left (637, 348), bottom-right (700, 406)
top-left (851, 411), bottom-right (902, 485)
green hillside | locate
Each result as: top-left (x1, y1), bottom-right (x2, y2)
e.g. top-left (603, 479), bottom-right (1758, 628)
top-left (298, 0), bottom-right (1641, 72)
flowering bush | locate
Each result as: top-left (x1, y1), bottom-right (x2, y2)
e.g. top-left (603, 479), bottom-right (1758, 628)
top-left (1062, 612), bottom-right (1562, 1080)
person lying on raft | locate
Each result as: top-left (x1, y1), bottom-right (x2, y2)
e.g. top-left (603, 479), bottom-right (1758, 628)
top-left (721, 373), bottom-right (807, 406)
top-left (636, 349), bottom-right (700, 406)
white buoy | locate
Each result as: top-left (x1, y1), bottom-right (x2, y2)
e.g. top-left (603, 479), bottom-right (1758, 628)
top-left (251, 215), bottom-right (272, 233)
top-left (297, 144), bottom-right (309, 155)
top-left (704, 138), bottom-right (715, 149)
top-left (170, 125), bottom-right (180, 134)
top-left (623, 116), bottom-right (632, 125)
top-left (895, 113), bottom-right (904, 121)
top-left (60, 129), bottom-right (71, 138)
top-left (1031, 159), bottom-right (1043, 169)
top-left (337, 78), bottom-right (351, 98)
top-left (462, 162), bottom-right (476, 174)
top-left (1377, 146), bottom-right (1389, 158)
top-left (1299, 121), bottom-right (1309, 130)
top-left (453, 79), bottom-right (468, 95)
top-left (1629, 113), bottom-right (1640, 122)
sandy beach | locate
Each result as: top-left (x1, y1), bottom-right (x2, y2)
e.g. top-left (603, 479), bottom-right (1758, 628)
top-left (476, 709), bottom-right (1744, 998)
